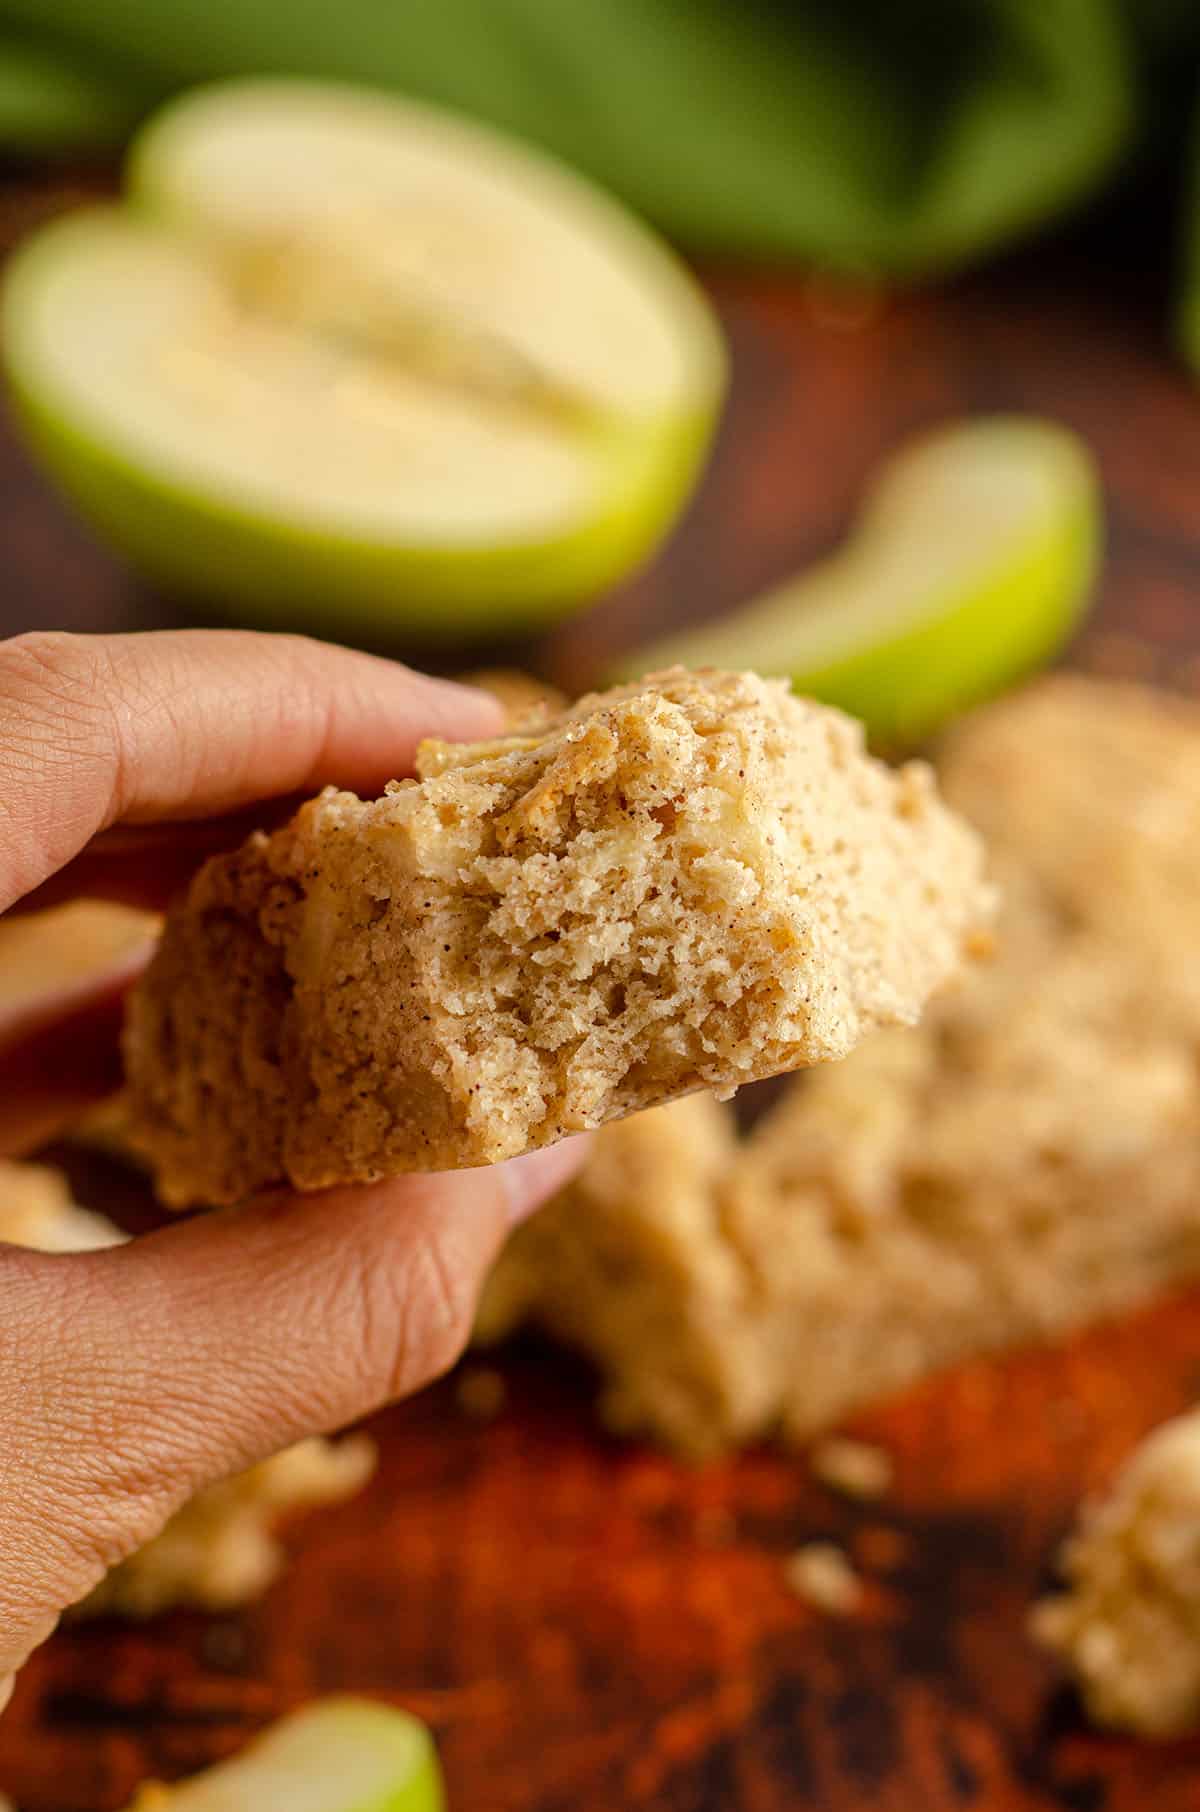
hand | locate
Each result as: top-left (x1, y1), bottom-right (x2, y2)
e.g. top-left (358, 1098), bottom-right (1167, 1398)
top-left (0, 630), bottom-right (585, 1712)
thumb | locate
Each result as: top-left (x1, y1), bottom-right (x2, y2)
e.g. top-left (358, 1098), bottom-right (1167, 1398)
top-left (0, 1137), bottom-right (584, 1679)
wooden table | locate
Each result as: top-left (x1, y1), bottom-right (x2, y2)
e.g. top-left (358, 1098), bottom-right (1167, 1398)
top-left (4, 171), bottom-right (1200, 1810)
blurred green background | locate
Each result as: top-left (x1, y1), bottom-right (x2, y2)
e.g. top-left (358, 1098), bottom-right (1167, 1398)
top-left (0, 1), bottom-right (1198, 280)
top-left (1, 0), bottom-right (1196, 721)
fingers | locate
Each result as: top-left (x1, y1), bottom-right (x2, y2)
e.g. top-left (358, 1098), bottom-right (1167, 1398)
top-left (0, 1137), bottom-right (586, 1674)
top-left (10, 799), bottom-right (309, 915)
top-left (100, 1141), bottom-right (586, 1465)
top-left (0, 630), bottom-right (503, 910)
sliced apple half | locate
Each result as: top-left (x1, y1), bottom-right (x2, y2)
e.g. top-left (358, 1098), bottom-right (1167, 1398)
top-left (122, 1698), bottom-right (443, 1812)
top-left (2, 79), bottom-right (725, 635)
top-left (618, 417), bottom-right (1100, 745)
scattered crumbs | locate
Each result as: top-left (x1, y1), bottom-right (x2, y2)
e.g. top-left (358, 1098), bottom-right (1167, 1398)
top-left (854, 1523), bottom-right (911, 1573)
top-left (785, 1542), bottom-right (863, 1616)
top-left (810, 1436), bottom-right (893, 1502)
top-left (455, 1366), bottom-right (508, 1421)
top-left (694, 1505), bottom-right (737, 1547)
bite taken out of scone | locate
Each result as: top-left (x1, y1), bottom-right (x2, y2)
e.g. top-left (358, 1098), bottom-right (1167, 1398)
top-left (125, 668), bottom-right (992, 1207)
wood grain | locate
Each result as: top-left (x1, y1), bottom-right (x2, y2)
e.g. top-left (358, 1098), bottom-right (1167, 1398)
top-left (3, 170), bottom-right (1200, 1810)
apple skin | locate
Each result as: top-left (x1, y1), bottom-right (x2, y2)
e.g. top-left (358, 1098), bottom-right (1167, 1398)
top-left (615, 428), bottom-right (1100, 748)
top-left (747, 499), bottom-right (1098, 748)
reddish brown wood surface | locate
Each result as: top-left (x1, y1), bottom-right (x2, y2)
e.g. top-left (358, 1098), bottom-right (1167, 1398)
top-left (4, 171), bottom-right (1200, 1810)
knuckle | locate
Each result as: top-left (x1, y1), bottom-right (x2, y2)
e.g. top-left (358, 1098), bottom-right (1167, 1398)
top-left (0, 1252), bottom-right (189, 1641)
top-left (0, 632), bottom-right (120, 781)
top-left (0, 634), bottom-right (122, 896)
top-left (359, 1226), bottom-right (480, 1402)
top-left (407, 1233), bottom-right (478, 1386)
top-left (0, 631), bottom-right (113, 717)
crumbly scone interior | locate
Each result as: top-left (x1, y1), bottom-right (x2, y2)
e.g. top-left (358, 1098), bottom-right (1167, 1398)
top-left (296, 670), bottom-right (987, 1166)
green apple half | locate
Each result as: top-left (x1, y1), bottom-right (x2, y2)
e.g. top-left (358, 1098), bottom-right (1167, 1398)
top-left (617, 417), bottom-right (1100, 745)
top-left (122, 1698), bottom-right (443, 1812)
top-left (2, 79), bottom-right (725, 636)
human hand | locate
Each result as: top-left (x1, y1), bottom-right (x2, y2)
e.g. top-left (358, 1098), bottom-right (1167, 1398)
top-left (0, 630), bottom-right (586, 1711)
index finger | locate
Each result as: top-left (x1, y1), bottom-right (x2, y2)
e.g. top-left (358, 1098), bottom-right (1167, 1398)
top-left (0, 629), bottom-right (503, 911)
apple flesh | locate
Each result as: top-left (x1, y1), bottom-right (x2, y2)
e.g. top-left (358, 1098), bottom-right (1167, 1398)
top-left (2, 79), bottom-right (725, 637)
top-left (616, 417), bottom-right (1100, 746)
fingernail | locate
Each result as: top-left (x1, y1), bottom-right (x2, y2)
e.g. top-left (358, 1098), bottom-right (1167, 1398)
top-left (497, 1135), bottom-right (594, 1227)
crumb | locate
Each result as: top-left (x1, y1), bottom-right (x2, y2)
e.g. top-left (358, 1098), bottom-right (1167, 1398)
top-left (455, 1365), bottom-right (507, 1421)
top-left (810, 1437), bottom-right (893, 1501)
top-left (785, 1542), bottom-right (863, 1615)
top-left (1032, 1406), bottom-right (1200, 1737)
top-left (127, 668), bottom-right (989, 1207)
top-left (0, 1159), bottom-right (123, 1253)
top-left (83, 1435), bottom-right (376, 1619)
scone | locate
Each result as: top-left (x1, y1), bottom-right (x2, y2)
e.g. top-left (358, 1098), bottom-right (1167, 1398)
top-left (1032, 1408), bottom-right (1200, 1737)
top-left (125, 668), bottom-right (989, 1207)
top-left (729, 675), bottom-right (1200, 1441)
top-left (461, 667), bottom-right (567, 726)
top-left (481, 676), bottom-right (1200, 1454)
top-left (0, 1160), bottom-right (374, 1616)
top-left (476, 1091), bottom-right (772, 1451)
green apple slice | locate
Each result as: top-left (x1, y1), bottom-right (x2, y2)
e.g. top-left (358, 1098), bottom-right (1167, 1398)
top-left (616, 417), bottom-right (1100, 745)
top-left (2, 78), bottom-right (725, 636)
top-left (122, 1698), bottom-right (443, 1812)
